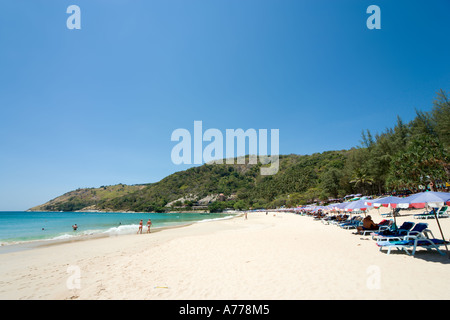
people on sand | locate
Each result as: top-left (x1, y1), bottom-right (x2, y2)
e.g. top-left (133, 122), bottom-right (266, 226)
top-left (137, 219), bottom-right (143, 234)
top-left (356, 215), bottom-right (378, 235)
top-left (146, 219), bottom-right (152, 233)
top-left (72, 224), bottom-right (78, 231)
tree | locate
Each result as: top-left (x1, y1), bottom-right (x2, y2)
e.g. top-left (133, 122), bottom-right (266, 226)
top-left (320, 168), bottom-right (342, 198)
top-left (233, 200), bottom-right (247, 211)
top-left (387, 133), bottom-right (449, 190)
top-left (430, 89), bottom-right (450, 150)
top-left (349, 168), bottom-right (374, 195)
top-left (208, 201), bottom-right (226, 213)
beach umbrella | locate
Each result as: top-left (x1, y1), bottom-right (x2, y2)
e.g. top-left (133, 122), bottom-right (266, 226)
top-left (402, 191), bottom-right (450, 208)
top-left (344, 199), bottom-right (372, 214)
top-left (324, 204), bottom-right (337, 211)
top-left (401, 191), bottom-right (450, 258)
top-left (332, 202), bottom-right (349, 212)
top-left (366, 196), bottom-right (404, 207)
top-left (366, 195), bottom-right (405, 224)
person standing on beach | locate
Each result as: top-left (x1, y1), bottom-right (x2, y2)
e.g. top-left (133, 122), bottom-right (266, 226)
top-left (146, 219), bottom-right (152, 233)
top-left (137, 220), bottom-right (143, 234)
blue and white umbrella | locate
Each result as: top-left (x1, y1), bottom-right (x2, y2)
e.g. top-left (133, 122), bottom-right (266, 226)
top-left (401, 191), bottom-right (450, 208)
top-left (366, 195), bottom-right (404, 207)
top-left (344, 199), bottom-right (372, 213)
top-left (401, 191), bottom-right (450, 257)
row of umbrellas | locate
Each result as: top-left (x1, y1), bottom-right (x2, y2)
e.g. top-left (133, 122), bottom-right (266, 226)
top-left (299, 191), bottom-right (450, 258)
top-left (299, 191), bottom-right (450, 213)
top-left (370, 191), bottom-right (450, 257)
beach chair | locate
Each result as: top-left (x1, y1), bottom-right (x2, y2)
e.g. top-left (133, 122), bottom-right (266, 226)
top-left (437, 206), bottom-right (449, 219)
top-left (381, 208), bottom-right (400, 218)
top-left (414, 206), bottom-right (449, 220)
top-left (339, 216), bottom-right (362, 230)
top-left (326, 215), bottom-right (341, 225)
top-left (414, 207), bottom-right (437, 220)
top-left (313, 212), bottom-right (327, 220)
top-left (374, 223), bottom-right (429, 242)
top-left (330, 214), bottom-right (349, 225)
top-left (321, 215), bottom-right (337, 225)
top-left (360, 219), bottom-right (392, 236)
top-left (376, 230), bottom-right (449, 256)
top-left (371, 221), bottom-right (415, 240)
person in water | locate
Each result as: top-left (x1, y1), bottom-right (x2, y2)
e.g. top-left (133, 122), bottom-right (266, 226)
top-left (72, 224), bottom-right (78, 231)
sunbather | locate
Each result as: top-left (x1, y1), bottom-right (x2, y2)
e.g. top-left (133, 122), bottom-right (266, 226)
top-left (355, 215), bottom-right (378, 235)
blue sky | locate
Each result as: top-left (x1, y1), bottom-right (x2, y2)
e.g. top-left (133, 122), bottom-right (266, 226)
top-left (0, 0), bottom-right (449, 210)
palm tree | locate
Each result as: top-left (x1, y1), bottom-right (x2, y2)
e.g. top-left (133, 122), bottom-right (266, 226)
top-left (350, 168), bottom-right (374, 195)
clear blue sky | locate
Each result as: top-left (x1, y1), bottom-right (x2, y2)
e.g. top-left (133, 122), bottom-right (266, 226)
top-left (0, 0), bottom-right (449, 210)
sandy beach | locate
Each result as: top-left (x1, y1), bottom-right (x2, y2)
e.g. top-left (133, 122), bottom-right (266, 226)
top-left (0, 207), bottom-right (449, 300)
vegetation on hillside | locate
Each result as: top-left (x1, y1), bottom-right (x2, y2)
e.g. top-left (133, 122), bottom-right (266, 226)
top-left (30, 184), bottom-right (148, 212)
top-left (30, 90), bottom-right (450, 213)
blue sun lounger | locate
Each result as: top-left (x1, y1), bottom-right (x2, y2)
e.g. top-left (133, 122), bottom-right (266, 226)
top-left (381, 208), bottom-right (400, 218)
top-left (359, 219), bottom-right (393, 236)
top-left (414, 206), bottom-right (448, 220)
top-left (374, 223), bottom-right (429, 241)
top-left (371, 221), bottom-right (415, 240)
top-left (339, 216), bottom-right (362, 229)
top-left (376, 230), bottom-right (449, 256)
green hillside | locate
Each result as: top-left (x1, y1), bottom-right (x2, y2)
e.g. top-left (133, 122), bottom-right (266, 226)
top-left (29, 90), bottom-right (450, 213)
top-left (29, 184), bottom-right (148, 212)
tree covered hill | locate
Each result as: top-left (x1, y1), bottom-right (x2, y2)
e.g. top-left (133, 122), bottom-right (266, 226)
top-left (29, 152), bottom-right (350, 212)
top-left (29, 90), bottom-right (450, 213)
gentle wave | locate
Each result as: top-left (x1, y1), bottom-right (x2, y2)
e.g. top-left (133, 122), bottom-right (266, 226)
top-left (102, 224), bottom-right (140, 236)
top-left (195, 215), bottom-right (235, 223)
top-left (0, 213), bottom-right (237, 247)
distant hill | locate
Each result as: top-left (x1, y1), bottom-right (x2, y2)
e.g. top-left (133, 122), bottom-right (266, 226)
top-left (29, 152), bottom-right (351, 212)
top-left (28, 89), bottom-right (450, 213)
top-left (29, 184), bottom-right (149, 212)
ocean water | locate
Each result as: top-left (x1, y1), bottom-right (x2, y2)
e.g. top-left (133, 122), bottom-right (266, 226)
top-left (0, 211), bottom-right (235, 246)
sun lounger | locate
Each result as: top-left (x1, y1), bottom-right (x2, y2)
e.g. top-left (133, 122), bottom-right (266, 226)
top-left (414, 206), bottom-right (448, 220)
top-left (371, 221), bottom-right (415, 240)
top-left (339, 216), bottom-right (362, 229)
top-left (376, 230), bottom-right (449, 256)
top-left (359, 219), bottom-right (392, 236)
top-left (414, 207), bottom-right (437, 220)
top-left (381, 208), bottom-right (401, 218)
top-left (321, 215), bottom-right (337, 225)
top-left (329, 214), bottom-right (349, 225)
top-left (374, 223), bottom-right (429, 242)
top-left (313, 213), bottom-right (326, 220)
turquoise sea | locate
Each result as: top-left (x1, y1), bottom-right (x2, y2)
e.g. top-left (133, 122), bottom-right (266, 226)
top-left (0, 211), bottom-right (234, 246)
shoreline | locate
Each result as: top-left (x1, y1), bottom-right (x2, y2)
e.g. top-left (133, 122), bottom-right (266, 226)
top-left (0, 213), bottom-right (242, 255)
top-left (1, 208), bottom-right (449, 300)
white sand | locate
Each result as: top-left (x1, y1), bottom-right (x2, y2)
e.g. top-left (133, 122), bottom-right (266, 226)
top-left (0, 207), bottom-right (449, 300)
